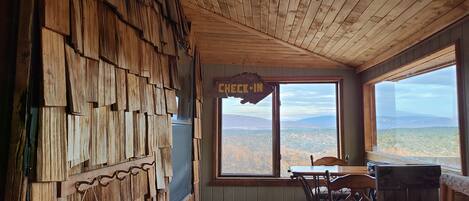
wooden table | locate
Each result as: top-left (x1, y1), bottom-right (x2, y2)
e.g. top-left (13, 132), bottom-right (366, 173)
top-left (289, 165), bottom-right (369, 176)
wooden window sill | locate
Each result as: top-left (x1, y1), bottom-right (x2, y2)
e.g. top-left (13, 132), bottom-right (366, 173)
top-left (210, 177), bottom-right (302, 186)
top-left (366, 151), bottom-right (463, 175)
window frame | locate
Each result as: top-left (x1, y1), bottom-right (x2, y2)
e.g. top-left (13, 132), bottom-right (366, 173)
top-left (362, 43), bottom-right (467, 176)
top-left (212, 76), bottom-right (344, 185)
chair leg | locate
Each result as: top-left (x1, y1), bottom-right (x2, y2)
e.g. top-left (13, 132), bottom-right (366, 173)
top-left (358, 191), bottom-right (371, 201)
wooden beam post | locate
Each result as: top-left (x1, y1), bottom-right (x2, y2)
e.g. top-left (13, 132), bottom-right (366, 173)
top-left (4, 0), bottom-right (36, 200)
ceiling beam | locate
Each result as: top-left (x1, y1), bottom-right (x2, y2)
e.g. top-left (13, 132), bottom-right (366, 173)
top-left (182, 1), bottom-right (351, 69)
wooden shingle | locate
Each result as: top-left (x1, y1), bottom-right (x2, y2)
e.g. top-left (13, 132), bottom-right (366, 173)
top-left (41, 0), bottom-right (70, 35)
top-left (37, 107), bottom-right (67, 181)
top-left (83, 0), bottom-right (99, 60)
top-left (41, 28), bottom-right (67, 106)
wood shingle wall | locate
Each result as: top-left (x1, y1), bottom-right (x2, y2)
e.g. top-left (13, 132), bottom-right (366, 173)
top-left (192, 50), bottom-right (203, 201)
top-left (31, 0), bottom-right (192, 200)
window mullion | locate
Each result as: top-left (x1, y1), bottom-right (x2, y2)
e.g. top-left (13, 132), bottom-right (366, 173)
top-left (272, 84), bottom-right (281, 177)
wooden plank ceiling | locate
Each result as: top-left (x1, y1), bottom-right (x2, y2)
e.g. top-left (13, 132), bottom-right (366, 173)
top-left (183, 0), bottom-right (468, 71)
top-left (184, 3), bottom-right (348, 68)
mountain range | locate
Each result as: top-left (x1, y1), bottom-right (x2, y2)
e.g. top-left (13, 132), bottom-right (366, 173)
top-left (222, 114), bottom-right (458, 130)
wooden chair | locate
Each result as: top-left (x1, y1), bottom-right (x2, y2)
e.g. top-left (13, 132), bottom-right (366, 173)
top-left (295, 173), bottom-right (326, 201)
top-left (293, 171), bottom-right (350, 201)
top-left (310, 155), bottom-right (348, 166)
top-left (307, 155), bottom-right (350, 200)
top-left (326, 174), bottom-right (376, 201)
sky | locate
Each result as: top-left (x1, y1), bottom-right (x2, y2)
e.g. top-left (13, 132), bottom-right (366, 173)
top-left (375, 65), bottom-right (458, 119)
top-left (223, 65), bottom-right (458, 121)
top-left (223, 83), bottom-right (337, 121)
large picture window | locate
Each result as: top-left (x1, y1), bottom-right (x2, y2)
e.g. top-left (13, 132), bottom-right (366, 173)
top-left (363, 44), bottom-right (465, 174)
top-left (217, 78), bottom-right (342, 179)
top-left (374, 66), bottom-right (461, 171)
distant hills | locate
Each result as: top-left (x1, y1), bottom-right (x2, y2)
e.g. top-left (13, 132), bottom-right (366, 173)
top-left (376, 115), bottom-right (458, 129)
top-left (222, 114), bottom-right (458, 130)
top-left (222, 114), bottom-right (337, 129)
top-left (222, 114), bottom-right (272, 129)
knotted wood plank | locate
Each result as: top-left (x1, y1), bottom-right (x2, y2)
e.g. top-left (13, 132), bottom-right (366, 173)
top-left (131, 171), bottom-right (148, 201)
top-left (149, 51), bottom-right (163, 87)
top-left (193, 139), bottom-right (200, 161)
top-left (83, 0), bottom-right (99, 60)
top-left (160, 54), bottom-right (171, 88)
top-left (65, 45), bottom-right (87, 115)
top-left (90, 106), bottom-right (108, 165)
top-left (81, 104), bottom-right (92, 162)
top-left (194, 117), bottom-right (202, 139)
top-left (154, 87), bottom-right (166, 115)
top-left (125, 111), bottom-right (134, 159)
top-left (86, 58), bottom-right (99, 103)
top-left (37, 107), bottom-right (67, 181)
top-left (114, 68), bottom-right (127, 111)
top-left (70, 0), bottom-right (83, 53)
top-left (193, 160), bottom-right (199, 183)
top-left (40, 0), bottom-right (70, 35)
top-left (31, 182), bottom-right (57, 201)
top-left (107, 111), bottom-right (119, 165)
top-left (141, 4), bottom-right (151, 42)
top-left (155, 149), bottom-right (166, 189)
top-left (161, 20), bottom-right (177, 56)
top-left (41, 28), bottom-right (67, 106)
top-left (140, 79), bottom-right (156, 115)
top-left (115, 111), bottom-right (126, 162)
top-left (67, 115), bottom-right (90, 167)
top-left (195, 100), bottom-right (202, 118)
top-left (96, 180), bottom-right (121, 201)
top-left (126, 0), bottom-right (143, 30)
top-left (148, 167), bottom-right (158, 198)
top-left (156, 115), bottom-right (170, 148)
top-left (152, 3), bottom-right (163, 49)
top-left (98, 60), bottom-right (116, 106)
top-left (169, 56), bottom-right (181, 90)
top-left (165, 89), bottom-right (177, 114)
top-left (167, 115), bottom-right (173, 147)
top-left (133, 112), bottom-right (146, 156)
top-left (126, 73), bottom-right (141, 111)
top-left (194, 52), bottom-right (203, 101)
top-left (115, 0), bottom-right (128, 20)
top-left (116, 19), bottom-right (131, 70)
top-left (147, 84), bottom-right (156, 115)
top-left (161, 147), bottom-right (173, 178)
top-left (164, 0), bottom-right (180, 24)
top-left (140, 77), bottom-right (150, 114)
top-left (99, 2), bottom-right (118, 64)
top-left (140, 41), bottom-right (152, 78)
top-left (120, 176), bottom-right (132, 201)
top-left (147, 115), bottom-right (157, 154)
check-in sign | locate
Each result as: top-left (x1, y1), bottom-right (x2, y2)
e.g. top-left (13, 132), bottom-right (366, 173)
top-left (215, 73), bottom-right (273, 104)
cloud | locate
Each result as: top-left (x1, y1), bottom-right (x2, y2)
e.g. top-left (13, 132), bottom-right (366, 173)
top-left (222, 83), bottom-right (338, 120)
top-left (375, 67), bottom-right (458, 118)
top-left (397, 65), bottom-right (457, 86)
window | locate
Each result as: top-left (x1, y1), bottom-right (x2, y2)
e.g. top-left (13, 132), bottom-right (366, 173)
top-left (217, 78), bottom-right (342, 179)
top-left (280, 84), bottom-right (339, 177)
top-left (374, 66), bottom-right (461, 171)
top-left (363, 44), bottom-right (465, 174)
top-left (221, 94), bottom-right (274, 176)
